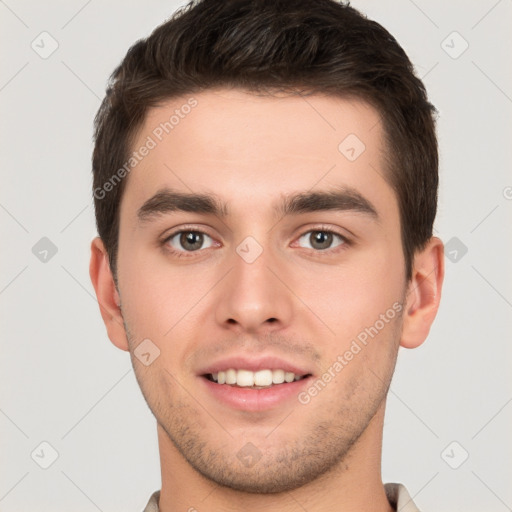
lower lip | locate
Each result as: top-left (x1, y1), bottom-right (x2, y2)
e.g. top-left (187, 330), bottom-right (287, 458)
top-left (200, 375), bottom-right (312, 412)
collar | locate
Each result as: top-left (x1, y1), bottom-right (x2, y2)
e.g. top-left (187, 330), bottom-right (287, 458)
top-left (143, 483), bottom-right (421, 511)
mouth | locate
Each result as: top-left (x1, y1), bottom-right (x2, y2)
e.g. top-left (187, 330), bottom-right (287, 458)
top-left (203, 368), bottom-right (312, 389)
top-left (197, 355), bottom-right (315, 411)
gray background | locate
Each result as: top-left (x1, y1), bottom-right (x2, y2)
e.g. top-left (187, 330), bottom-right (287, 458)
top-left (1, 1), bottom-right (511, 510)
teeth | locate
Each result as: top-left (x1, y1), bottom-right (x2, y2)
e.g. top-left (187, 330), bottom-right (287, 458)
top-left (254, 369), bottom-right (272, 386)
top-left (236, 369), bottom-right (254, 387)
top-left (210, 369), bottom-right (306, 387)
top-left (272, 369), bottom-right (285, 384)
top-left (225, 368), bottom-right (237, 385)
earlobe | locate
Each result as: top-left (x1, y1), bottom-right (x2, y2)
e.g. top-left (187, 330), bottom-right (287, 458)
top-left (400, 237), bottom-right (445, 349)
top-left (89, 237), bottom-right (130, 352)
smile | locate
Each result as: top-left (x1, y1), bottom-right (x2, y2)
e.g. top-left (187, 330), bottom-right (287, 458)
top-left (206, 368), bottom-right (310, 388)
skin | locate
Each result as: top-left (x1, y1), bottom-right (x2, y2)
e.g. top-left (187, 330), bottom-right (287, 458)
top-left (90, 88), bottom-right (444, 512)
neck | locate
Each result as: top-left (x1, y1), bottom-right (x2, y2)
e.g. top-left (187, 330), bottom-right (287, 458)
top-left (156, 403), bottom-right (393, 512)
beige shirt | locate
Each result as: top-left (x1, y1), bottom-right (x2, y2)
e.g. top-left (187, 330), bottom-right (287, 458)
top-left (143, 483), bottom-right (420, 511)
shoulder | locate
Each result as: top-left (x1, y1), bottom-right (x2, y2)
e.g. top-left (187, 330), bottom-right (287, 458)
top-left (142, 490), bottom-right (160, 512)
top-left (384, 482), bottom-right (422, 512)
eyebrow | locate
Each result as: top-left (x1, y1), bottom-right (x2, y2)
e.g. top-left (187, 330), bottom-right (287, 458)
top-left (137, 186), bottom-right (379, 224)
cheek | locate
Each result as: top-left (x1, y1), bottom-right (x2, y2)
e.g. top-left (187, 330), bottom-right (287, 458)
top-left (118, 249), bottom-right (218, 363)
top-left (294, 247), bottom-right (405, 339)
top-left (118, 257), bottom-right (176, 343)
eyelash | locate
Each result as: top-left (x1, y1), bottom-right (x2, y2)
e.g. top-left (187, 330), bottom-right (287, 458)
top-left (161, 225), bottom-right (351, 259)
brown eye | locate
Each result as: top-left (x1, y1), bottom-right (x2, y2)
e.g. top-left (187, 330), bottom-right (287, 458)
top-left (298, 230), bottom-right (346, 251)
top-left (166, 231), bottom-right (214, 252)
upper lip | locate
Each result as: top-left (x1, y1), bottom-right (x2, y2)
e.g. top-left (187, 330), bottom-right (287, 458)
top-left (197, 354), bottom-right (314, 377)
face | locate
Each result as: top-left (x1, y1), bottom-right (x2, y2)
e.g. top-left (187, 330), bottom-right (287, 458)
top-left (115, 89), bottom-right (408, 492)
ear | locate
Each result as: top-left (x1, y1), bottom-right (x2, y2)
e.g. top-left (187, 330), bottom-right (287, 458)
top-left (400, 236), bottom-right (445, 349)
top-left (89, 237), bottom-right (129, 352)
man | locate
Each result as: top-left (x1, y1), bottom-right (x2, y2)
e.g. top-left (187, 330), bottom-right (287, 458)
top-left (89, 0), bottom-right (444, 510)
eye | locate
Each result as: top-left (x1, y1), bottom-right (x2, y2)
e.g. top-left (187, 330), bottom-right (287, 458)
top-left (165, 230), bottom-right (215, 253)
top-left (297, 230), bottom-right (347, 251)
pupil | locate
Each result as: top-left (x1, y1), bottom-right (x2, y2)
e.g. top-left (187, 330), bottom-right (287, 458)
top-left (312, 231), bottom-right (332, 250)
top-left (181, 232), bottom-right (203, 251)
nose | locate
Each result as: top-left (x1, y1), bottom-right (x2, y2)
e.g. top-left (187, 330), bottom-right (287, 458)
top-left (214, 241), bottom-right (294, 335)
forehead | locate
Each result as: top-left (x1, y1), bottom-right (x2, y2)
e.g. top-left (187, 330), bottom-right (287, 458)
top-left (120, 88), bottom-right (396, 224)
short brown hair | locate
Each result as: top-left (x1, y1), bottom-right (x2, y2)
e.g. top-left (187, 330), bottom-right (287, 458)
top-left (92, 0), bottom-right (438, 282)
